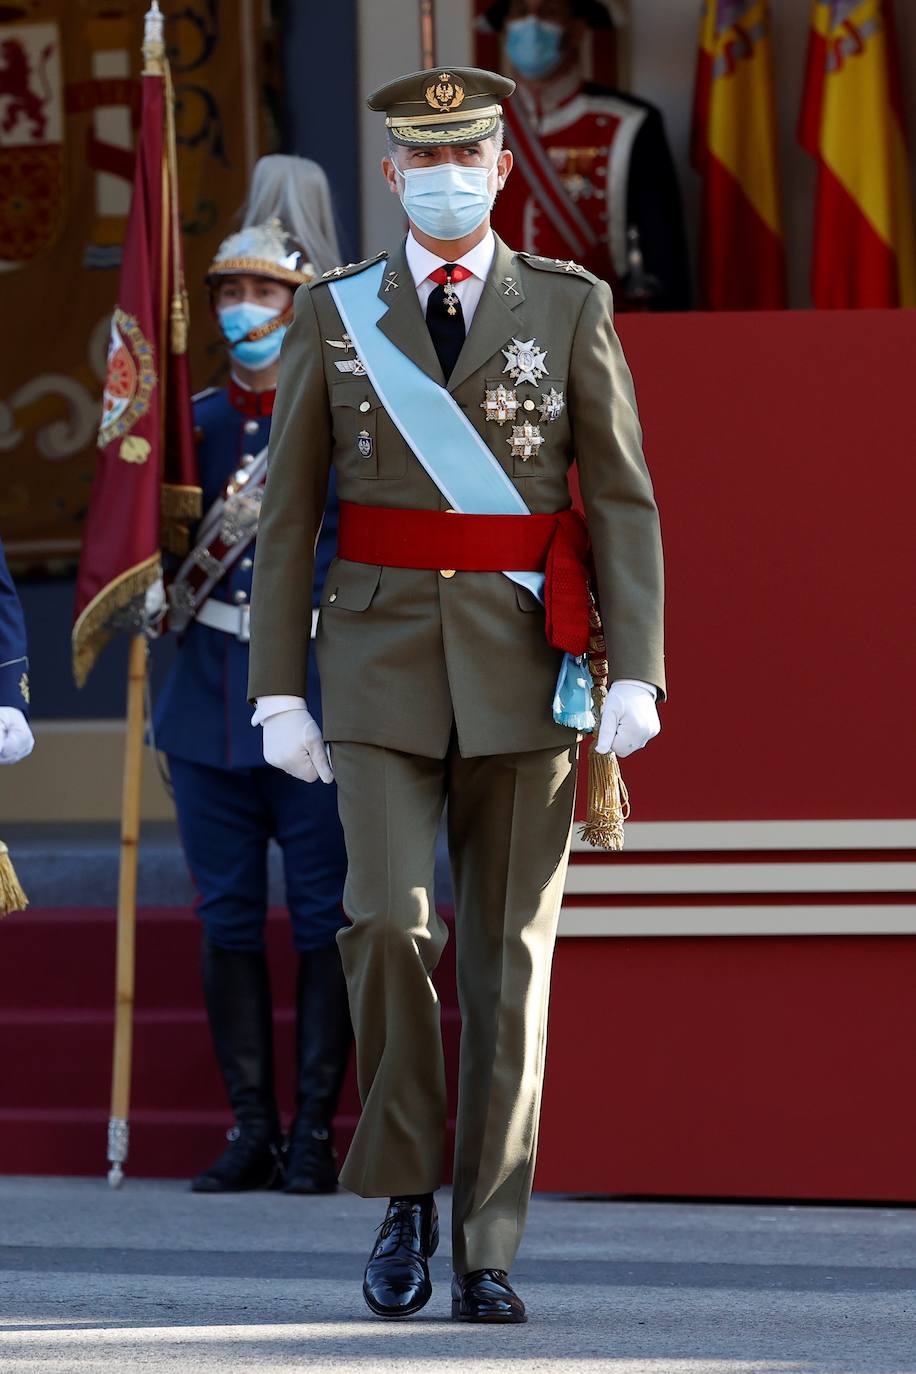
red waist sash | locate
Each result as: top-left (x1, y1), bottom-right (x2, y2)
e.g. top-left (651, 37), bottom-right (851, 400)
top-left (337, 500), bottom-right (591, 656)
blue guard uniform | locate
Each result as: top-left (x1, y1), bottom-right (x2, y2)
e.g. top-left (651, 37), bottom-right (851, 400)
top-left (153, 218), bottom-right (350, 1198)
top-left (154, 378), bottom-right (345, 952)
top-left (0, 540), bottom-right (30, 713)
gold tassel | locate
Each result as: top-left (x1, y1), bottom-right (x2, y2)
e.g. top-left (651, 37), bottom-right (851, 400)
top-left (579, 743), bottom-right (629, 851)
top-left (0, 841), bottom-right (28, 917)
top-left (577, 590), bottom-right (631, 851)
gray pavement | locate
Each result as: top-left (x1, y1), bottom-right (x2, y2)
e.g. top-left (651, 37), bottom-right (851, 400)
top-left (0, 1179), bottom-right (913, 1373)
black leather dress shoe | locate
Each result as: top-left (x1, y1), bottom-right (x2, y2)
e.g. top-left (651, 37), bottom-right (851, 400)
top-left (451, 1269), bottom-right (526, 1323)
top-left (363, 1195), bottom-right (439, 1319)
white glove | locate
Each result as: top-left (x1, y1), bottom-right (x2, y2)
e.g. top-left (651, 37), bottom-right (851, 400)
top-left (0, 707), bottom-right (35, 764)
top-left (261, 706), bottom-right (333, 784)
top-left (595, 679), bottom-right (660, 759)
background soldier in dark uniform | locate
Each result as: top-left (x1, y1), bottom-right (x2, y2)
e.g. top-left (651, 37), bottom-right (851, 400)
top-left (485, 0), bottom-right (690, 308)
top-left (154, 210), bottom-right (350, 1196)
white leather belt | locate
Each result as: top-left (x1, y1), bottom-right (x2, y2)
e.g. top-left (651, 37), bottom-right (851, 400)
top-left (195, 602), bottom-right (319, 641)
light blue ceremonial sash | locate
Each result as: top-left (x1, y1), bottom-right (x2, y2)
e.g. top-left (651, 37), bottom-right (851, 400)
top-left (329, 259), bottom-right (593, 730)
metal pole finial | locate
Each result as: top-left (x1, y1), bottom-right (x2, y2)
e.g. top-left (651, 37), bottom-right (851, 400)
top-left (143, 1), bottom-right (166, 75)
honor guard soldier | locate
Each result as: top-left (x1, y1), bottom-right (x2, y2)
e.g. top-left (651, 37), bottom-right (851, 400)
top-left (485, 0), bottom-right (690, 309)
top-left (249, 68), bottom-right (665, 1321)
top-left (0, 538), bottom-right (34, 766)
top-left (153, 220), bottom-right (351, 1196)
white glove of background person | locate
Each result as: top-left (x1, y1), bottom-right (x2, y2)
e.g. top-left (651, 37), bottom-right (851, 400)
top-left (0, 707), bottom-right (35, 764)
top-left (261, 707), bottom-right (333, 784)
top-left (595, 680), bottom-right (660, 758)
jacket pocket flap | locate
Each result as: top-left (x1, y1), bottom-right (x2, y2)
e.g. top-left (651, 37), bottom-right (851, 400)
top-left (331, 380), bottom-right (379, 411)
top-left (322, 560), bottom-right (382, 611)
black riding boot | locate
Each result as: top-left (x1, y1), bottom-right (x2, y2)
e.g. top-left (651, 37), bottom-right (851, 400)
top-left (283, 942), bottom-right (353, 1194)
top-left (192, 938), bottom-right (283, 1193)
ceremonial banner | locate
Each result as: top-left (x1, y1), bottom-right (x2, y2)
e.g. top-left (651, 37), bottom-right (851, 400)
top-left (799, 0), bottom-right (916, 308)
top-left (72, 18), bottom-right (198, 687)
top-left (0, 1), bottom-right (262, 570)
top-left (691, 0), bottom-right (786, 310)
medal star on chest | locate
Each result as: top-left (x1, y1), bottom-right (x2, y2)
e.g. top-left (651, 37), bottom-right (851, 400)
top-left (506, 422), bottom-right (544, 462)
top-left (502, 338), bottom-right (549, 387)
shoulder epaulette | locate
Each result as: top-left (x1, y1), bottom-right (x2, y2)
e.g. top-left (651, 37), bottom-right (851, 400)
top-left (310, 251), bottom-right (388, 287)
top-left (516, 253), bottom-right (598, 285)
top-left (191, 386), bottom-right (220, 405)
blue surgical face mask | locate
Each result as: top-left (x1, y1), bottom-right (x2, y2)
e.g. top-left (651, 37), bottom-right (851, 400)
top-left (396, 159), bottom-right (499, 241)
top-left (505, 16), bottom-right (565, 81)
top-left (218, 301), bottom-right (287, 370)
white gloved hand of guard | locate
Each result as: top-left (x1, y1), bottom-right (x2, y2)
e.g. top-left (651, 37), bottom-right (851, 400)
top-left (0, 707), bottom-right (35, 764)
top-left (261, 706), bottom-right (333, 784)
top-left (595, 679), bottom-right (660, 759)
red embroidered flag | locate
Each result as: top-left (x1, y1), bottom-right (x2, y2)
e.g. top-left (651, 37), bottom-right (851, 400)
top-left (72, 17), bottom-right (199, 686)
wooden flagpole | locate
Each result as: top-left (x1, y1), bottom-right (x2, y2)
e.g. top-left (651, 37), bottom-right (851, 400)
top-left (107, 0), bottom-right (166, 1188)
top-left (107, 633), bottom-right (147, 1186)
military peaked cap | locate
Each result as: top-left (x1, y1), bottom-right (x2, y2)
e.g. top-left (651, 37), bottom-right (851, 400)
top-left (367, 66), bottom-right (515, 147)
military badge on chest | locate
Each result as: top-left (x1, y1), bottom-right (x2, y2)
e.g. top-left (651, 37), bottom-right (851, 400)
top-left (326, 333), bottom-right (367, 376)
top-left (502, 338), bottom-right (549, 387)
top-left (481, 384), bottom-right (519, 425)
top-left (479, 338), bottom-right (564, 462)
top-left (357, 429), bottom-right (373, 459)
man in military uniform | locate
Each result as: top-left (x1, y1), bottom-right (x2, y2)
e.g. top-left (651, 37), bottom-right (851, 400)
top-left (154, 222), bottom-right (351, 1196)
top-left (0, 538), bottom-right (33, 766)
top-left (249, 68), bottom-right (664, 1322)
top-left (484, 0), bottom-right (690, 309)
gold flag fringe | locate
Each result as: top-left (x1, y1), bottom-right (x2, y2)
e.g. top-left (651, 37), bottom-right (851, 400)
top-left (72, 554), bottom-right (161, 688)
top-left (0, 841), bottom-right (28, 917)
top-left (578, 589), bottom-right (631, 851)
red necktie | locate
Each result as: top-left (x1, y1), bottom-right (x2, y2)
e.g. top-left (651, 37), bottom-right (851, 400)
top-left (427, 264), bottom-right (473, 286)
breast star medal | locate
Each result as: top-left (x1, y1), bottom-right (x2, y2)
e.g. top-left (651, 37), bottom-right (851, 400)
top-left (502, 338), bottom-right (549, 387)
top-left (357, 429), bottom-right (373, 459)
top-left (480, 385), bottom-right (519, 425)
top-left (326, 333), bottom-right (367, 376)
top-left (538, 387), bottom-right (566, 423)
top-left (507, 422), bottom-right (544, 462)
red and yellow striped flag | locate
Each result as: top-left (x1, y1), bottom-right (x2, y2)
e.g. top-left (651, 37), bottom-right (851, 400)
top-left (799, 0), bottom-right (916, 307)
top-left (692, 0), bottom-right (786, 309)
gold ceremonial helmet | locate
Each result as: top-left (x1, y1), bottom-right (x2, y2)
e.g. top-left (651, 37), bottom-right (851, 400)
top-left (367, 65), bottom-right (516, 147)
top-left (205, 219), bottom-right (315, 288)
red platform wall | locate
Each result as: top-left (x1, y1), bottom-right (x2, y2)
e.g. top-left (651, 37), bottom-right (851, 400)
top-left (536, 309), bottom-right (916, 1199)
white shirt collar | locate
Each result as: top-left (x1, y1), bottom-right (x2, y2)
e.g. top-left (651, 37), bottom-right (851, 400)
top-left (405, 229), bottom-right (496, 288)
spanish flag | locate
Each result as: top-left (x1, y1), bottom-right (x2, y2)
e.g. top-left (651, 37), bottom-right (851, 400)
top-left (799, 0), bottom-right (916, 308)
top-left (692, 0), bottom-right (786, 309)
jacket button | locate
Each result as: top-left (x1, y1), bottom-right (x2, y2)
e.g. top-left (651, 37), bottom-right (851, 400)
top-left (233, 590), bottom-right (248, 604)
top-left (240, 557), bottom-right (253, 571)
top-left (359, 400), bottom-right (371, 413)
top-left (440, 568), bottom-right (456, 579)
top-left (328, 591), bottom-right (338, 602)
top-left (243, 419), bottom-right (259, 435)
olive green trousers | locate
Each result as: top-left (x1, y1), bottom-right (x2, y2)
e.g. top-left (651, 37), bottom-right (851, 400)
top-left (331, 736), bottom-right (578, 1274)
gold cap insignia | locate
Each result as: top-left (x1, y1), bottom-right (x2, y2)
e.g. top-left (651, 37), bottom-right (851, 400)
top-left (425, 73), bottom-right (465, 112)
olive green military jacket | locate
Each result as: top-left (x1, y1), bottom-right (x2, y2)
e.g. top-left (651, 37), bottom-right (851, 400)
top-left (248, 235), bottom-right (664, 759)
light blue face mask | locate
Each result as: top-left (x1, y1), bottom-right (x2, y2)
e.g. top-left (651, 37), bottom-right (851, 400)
top-left (397, 160), bottom-right (498, 241)
top-left (505, 16), bottom-right (565, 81)
top-left (218, 301), bottom-right (287, 370)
